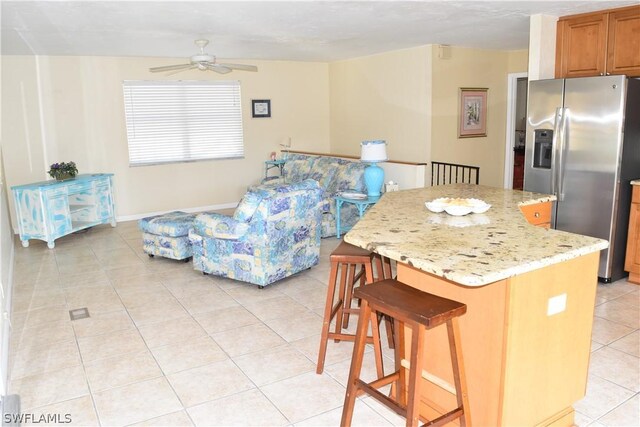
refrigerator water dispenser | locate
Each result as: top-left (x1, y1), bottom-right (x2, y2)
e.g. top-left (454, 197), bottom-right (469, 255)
top-left (533, 129), bottom-right (553, 169)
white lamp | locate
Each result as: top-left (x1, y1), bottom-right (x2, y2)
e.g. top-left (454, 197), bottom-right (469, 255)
top-left (361, 140), bottom-right (388, 198)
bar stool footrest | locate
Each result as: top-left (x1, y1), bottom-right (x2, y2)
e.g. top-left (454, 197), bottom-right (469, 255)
top-left (327, 333), bottom-right (376, 343)
top-left (422, 407), bottom-right (465, 427)
top-left (356, 379), bottom-right (407, 417)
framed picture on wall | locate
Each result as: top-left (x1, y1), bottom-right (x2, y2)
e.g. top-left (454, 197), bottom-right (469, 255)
top-left (252, 99), bottom-right (271, 118)
top-left (458, 88), bottom-right (488, 138)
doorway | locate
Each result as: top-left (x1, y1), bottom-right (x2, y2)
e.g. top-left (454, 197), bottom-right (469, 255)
top-left (503, 73), bottom-right (528, 189)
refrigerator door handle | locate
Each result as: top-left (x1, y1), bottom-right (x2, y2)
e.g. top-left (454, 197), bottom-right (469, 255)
top-left (550, 107), bottom-right (563, 196)
top-left (557, 108), bottom-right (569, 202)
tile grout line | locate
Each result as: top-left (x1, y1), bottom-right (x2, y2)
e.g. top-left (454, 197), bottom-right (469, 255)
top-left (592, 392), bottom-right (640, 425)
top-left (8, 225), bottom-right (640, 426)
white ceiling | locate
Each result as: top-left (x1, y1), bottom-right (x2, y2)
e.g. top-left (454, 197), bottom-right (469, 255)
top-left (2, 1), bottom-right (637, 62)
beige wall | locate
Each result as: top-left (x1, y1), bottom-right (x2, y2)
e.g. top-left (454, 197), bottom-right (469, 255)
top-left (1, 55), bottom-right (330, 224)
top-left (329, 46), bottom-right (432, 163)
top-left (507, 49), bottom-right (530, 73)
top-left (2, 45), bottom-right (530, 227)
top-left (528, 14), bottom-right (558, 80)
top-left (431, 47), bottom-right (527, 187)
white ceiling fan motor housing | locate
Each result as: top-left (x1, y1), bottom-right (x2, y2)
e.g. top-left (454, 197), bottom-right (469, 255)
top-left (191, 54), bottom-right (215, 64)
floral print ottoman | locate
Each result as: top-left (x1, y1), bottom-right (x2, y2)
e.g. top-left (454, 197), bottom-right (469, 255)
top-left (138, 211), bottom-right (197, 261)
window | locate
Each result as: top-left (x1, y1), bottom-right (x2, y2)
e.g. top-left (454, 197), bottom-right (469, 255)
top-left (123, 80), bottom-right (244, 166)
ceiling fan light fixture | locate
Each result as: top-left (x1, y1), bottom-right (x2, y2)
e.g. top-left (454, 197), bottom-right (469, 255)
top-left (191, 54), bottom-right (215, 63)
top-left (149, 39), bottom-right (258, 75)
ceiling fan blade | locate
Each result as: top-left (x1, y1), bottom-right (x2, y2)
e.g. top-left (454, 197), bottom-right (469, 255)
top-left (149, 63), bottom-right (193, 73)
top-left (219, 63), bottom-right (258, 72)
top-left (165, 64), bottom-right (198, 76)
top-left (207, 64), bottom-right (232, 74)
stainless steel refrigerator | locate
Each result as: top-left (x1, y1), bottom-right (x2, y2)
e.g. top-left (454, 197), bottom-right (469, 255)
top-left (524, 75), bottom-right (640, 282)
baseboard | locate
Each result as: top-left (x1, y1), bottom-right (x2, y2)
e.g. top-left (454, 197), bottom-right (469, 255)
top-left (115, 202), bottom-right (239, 223)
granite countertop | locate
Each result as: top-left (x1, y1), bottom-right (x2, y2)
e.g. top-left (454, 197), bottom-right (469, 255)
top-left (631, 180), bottom-right (640, 186)
top-left (344, 184), bottom-right (609, 287)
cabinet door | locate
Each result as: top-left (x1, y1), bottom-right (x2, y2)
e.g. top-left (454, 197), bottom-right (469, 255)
top-left (95, 184), bottom-right (114, 220)
top-left (624, 187), bottom-right (640, 284)
top-left (607, 6), bottom-right (640, 77)
top-left (556, 12), bottom-right (608, 78)
top-left (624, 203), bottom-right (640, 283)
top-left (520, 202), bottom-right (552, 228)
top-left (46, 195), bottom-right (72, 238)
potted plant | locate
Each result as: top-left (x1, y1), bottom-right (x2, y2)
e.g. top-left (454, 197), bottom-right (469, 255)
top-left (47, 161), bottom-right (78, 181)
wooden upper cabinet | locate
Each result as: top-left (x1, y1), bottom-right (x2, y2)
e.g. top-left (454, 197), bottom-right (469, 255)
top-left (607, 7), bottom-right (640, 76)
top-left (556, 12), bottom-right (608, 78)
top-left (555, 5), bottom-right (640, 78)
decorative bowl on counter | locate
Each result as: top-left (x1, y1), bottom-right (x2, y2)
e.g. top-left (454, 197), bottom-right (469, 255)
top-left (425, 198), bottom-right (491, 216)
top-left (444, 204), bottom-right (473, 216)
top-left (424, 197), bottom-right (449, 213)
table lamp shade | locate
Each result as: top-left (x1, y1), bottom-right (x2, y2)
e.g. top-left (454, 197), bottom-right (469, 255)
top-left (360, 140), bottom-right (388, 162)
top-left (361, 140), bottom-right (387, 198)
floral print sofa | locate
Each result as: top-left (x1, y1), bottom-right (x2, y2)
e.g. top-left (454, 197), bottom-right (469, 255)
top-left (253, 153), bottom-right (367, 237)
top-left (188, 179), bottom-right (323, 287)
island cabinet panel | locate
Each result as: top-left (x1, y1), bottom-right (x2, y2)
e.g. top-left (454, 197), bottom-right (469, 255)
top-left (624, 186), bottom-right (640, 284)
top-left (555, 5), bottom-right (640, 78)
top-left (520, 201), bottom-right (552, 228)
top-left (396, 251), bottom-right (599, 426)
top-left (500, 251), bottom-right (599, 426)
top-left (396, 265), bottom-right (508, 427)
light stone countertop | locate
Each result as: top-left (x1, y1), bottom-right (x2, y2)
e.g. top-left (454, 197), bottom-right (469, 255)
top-left (631, 180), bottom-right (640, 186)
top-left (344, 184), bottom-right (609, 287)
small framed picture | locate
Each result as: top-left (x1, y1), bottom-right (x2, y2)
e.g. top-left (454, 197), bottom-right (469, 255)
top-left (252, 99), bottom-right (271, 118)
top-left (458, 88), bottom-right (488, 138)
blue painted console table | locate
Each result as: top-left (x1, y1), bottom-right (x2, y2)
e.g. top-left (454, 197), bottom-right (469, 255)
top-left (264, 159), bottom-right (285, 179)
top-left (12, 173), bottom-right (116, 248)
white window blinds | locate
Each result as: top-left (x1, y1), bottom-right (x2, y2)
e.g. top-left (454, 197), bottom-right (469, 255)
top-left (123, 80), bottom-right (244, 166)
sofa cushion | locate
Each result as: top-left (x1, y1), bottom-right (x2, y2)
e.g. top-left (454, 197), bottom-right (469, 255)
top-left (261, 178), bottom-right (321, 194)
top-left (138, 211), bottom-right (196, 237)
top-left (283, 157), bottom-right (314, 183)
top-left (334, 161), bottom-right (367, 193)
top-left (308, 157), bottom-right (342, 191)
top-left (233, 191), bottom-right (263, 222)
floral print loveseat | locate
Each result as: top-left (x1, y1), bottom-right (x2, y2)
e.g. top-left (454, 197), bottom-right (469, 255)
top-left (188, 179), bottom-right (323, 287)
top-left (253, 153), bottom-right (367, 237)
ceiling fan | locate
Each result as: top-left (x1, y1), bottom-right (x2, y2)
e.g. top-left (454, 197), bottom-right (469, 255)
top-left (149, 39), bottom-right (258, 75)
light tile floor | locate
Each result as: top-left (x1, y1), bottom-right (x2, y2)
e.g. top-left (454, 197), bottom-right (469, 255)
top-left (7, 221), bottom-right (640, 426)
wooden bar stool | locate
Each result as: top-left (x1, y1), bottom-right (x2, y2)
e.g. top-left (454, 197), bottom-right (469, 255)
top-left (341, 279), bottom-right (470, 427)
top-left (316, 241), bottom-right (388, 375)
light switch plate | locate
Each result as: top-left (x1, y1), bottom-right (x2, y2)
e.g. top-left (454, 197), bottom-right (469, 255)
top-left (547, 293), bottom-right (567, 316)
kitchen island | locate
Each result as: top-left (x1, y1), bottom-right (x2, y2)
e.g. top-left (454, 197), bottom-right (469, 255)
top-left (344, 184), bottom-right (608, 426)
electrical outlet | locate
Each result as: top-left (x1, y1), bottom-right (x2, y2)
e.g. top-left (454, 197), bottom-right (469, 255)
top-left (547, 293), bottom-right (567, 316)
